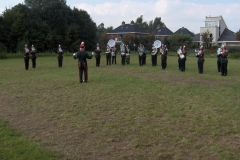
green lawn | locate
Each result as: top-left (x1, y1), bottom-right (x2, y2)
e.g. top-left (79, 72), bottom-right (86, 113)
top-left (0, 53), bottom-right (240, 159)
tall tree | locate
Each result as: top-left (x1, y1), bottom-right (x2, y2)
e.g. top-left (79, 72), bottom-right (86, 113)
top-left (152, 17), bottom-right (165, 29)
top-left (200, 29), bottom-right (213, 48)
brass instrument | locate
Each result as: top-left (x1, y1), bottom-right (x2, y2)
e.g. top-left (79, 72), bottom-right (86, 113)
top-left (138, 46), bottom-right (144, 56)
top-left (120, 43), bottom-right (126, 56)
top-left (107, 39), bottom-right (115, 47)
top-left (151, 40), bottom-right (162, 55)
top-left (177, 48), bottom-right (184, 59)
top-left (105, 46), bottom-right (110, 54)
top-left (151, 47), bottom-right (157, 55)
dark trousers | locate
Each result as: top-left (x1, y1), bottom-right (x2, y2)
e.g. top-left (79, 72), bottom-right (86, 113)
top-left (161, 58), bottom-right (167, 69)
top-left (112, 56), bottom-right (116, 64)
top-left (142, 55), bottom-right (146, 65)
top-left (31, 56), bottom-right (36, 68)
top-left (198, 62), bottom-right (204, 73)
top-left (139, 55), bottom-right (143, 66)
top-left (217, 61), bottom-right (221, 72)
top-left (121, 55), bottom-right (126, 65)
top-left (24, 57), bottom-right (29, 70)
top-left (151, 55), bottom-right (157, 66)
top-left (79, 66), bottom-right (88, 83)
top-left (221, 63), bottom-right (228, 76)
top-left (96, 56), bottom-right (100, 66)
top-left (178, 58), bottom-right (181, 70)
top-left (106, 54), bottom-right (111, 65)
top-left (126, 56), bottom-right (130, 64)
top-left (180, 58), bottom-right (186, 71)
top-left (58, 56), bottom-right (63, 67)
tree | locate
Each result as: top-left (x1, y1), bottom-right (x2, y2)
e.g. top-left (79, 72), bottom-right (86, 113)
top-left (236, 29), bottom-right (240, 41)
top-left (167, 34), bottom-right (192, 50)
top-left (152, 17), bottom-right (165, 29)
top-left (200, 29), bottom-right (214, 49)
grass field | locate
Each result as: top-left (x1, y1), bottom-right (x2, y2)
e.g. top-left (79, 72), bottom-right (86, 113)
top-left (0, 53), bottom-right (240, 160)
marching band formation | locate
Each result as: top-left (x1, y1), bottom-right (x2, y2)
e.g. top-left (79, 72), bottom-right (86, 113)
top-left (23, 39), bottom-right (229, 83)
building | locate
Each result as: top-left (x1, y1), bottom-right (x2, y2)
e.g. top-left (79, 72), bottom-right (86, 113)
top-left (107, 20), bottom-right (148, 41)
top-left (151, 25), bottom-right (173, 41)
top-left (174, 27), bottom-right (195, 37)
top-left (200, 15), bottom-right (239, 46)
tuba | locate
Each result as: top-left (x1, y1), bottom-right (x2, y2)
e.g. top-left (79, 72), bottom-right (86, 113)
top-left (107, 39), bottom-right (116, 48)
top-left (151, 47), bottom-right (157, 55)
top-left (151, 40), bottom-right (162, 55)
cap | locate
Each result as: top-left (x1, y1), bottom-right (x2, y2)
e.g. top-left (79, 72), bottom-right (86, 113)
top-left (80, 42), bottom-right (85, 48)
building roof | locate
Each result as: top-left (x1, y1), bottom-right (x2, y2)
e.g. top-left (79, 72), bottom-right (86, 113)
top-left (107, 21), bottom-right (148, 35)
top-left (218, 28), bottom-right (238, 42)
top-left (174, 27), bottom-right (195, 37)
top-left (151, 26), bottom-right (173, 36)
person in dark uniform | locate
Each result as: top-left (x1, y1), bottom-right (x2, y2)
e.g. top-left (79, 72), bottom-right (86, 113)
top-left (180, 45), bottom-right (187, 72)
top-left (138, 44), bottom-right (144, 66)
top-left (217, 47), bottom-right (222, 72)
top-left (220, 45), bottom-right (228, 76)
top-left (125, 45), bottom-right (131, 65)
top-left (57, 44), bottom-right (63, 67)
top-left (142, 45), bottom-right (147, 65)
top-left (111, 46), bottom-right (117, 64)
top-left (120, 42), bottom-right (126, 65)
top-left (177, 46), bottom-right (182, 70)
top-left (151, 46), bottom-right (158, 66)
top-left (76, 42), bottom-right (93, 83)
top-left (23, 44), bottom-right (30, 70)
top-left (196, 46), bottom-right (205, 74)
top-left (30, 45), bottom-right (37, 68)
top-left (105, 44), bottom-right (111, 65)
top-left (161, 44), bottom-right (168, 70)
top-left (94, 43), bottom-right (101, 67)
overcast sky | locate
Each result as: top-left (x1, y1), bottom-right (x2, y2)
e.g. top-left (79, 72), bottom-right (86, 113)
top-left (1, 0), bottom-right (240, 34)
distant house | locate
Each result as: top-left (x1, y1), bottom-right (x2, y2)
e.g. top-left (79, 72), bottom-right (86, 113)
top-left (107, 20), bottom-right (148, 41)
top-left (151, 25), bottom-right (173, 41)
top-left (199, 15), bottom-right (239, 46)
top-left (174, 27), bottom-right (195, 37)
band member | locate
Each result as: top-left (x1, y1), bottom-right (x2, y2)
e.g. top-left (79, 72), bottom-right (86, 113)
top-left (177, 46), bottom-right (182, 70)
top-left (111, 46), bottom-right (117, 64)
top-left (23, 44), bottom-right (30, 70)
top-left (95, 43), bottom-right (101, 67)
top-left (125, 45), bottom-right (131, 64)
top-left (76, 42), bottom-right (93, 83)
top-left (151, 46), bottom-right (158, 66)
top-left (105, 44), bottom-right (111, 65)
top-left (138, 44), bottom-right (144, 66)
top-left (220, 45), bottom-right (228, 76)
top-left (161, 44), bottom-right (168, 70)
top-left (30, 45), bottom-right (37, 68)
top-left (57, 44), bottom-right (63, 67)
top-left (196, 46), bottom-right (205, 74)
top-left (180, 45), bottom-right (187, 72)
top-left (120, 42), bottom-right (126, 65)
top-left (217, 46), bottom-right (222, 72)
top-left (142, 45), bottom-right (147, 65)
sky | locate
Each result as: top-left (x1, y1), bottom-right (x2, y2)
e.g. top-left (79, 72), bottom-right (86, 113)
top-left (1, 0), bottom-right (240, 34)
